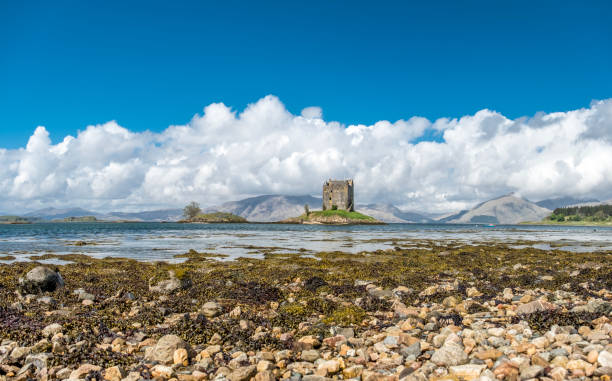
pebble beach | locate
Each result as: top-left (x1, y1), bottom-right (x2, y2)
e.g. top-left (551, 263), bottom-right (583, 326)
top-left (0, 243), bottom-right (610, 381)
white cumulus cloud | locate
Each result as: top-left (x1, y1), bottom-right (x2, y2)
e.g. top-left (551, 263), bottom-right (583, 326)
top-left (1, 95), bottom-right (611, 214)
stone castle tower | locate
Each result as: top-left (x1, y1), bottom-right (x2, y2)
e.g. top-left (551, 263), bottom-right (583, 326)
top-left (322, 179), bottom-right (354, 211)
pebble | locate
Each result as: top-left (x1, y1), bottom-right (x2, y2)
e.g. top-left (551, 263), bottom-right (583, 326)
top-left (228, 365), bottom-right (257, 381)
top-left (174, 348), bottom-right (189, 366)
top-left (144, 335), bottom-right (191, 365)
top-left (431, 342), bottom-right (468, 366)
top-left (449, 364), bottom-right (486, 380)
top-left (301, 350), bottom-right (320, 362)
top-left (520, 365), bottom-right (543, 379)
top-left (317, 359), bottom-right (341, 374)
top-left (598, 350), bottom-right (612, 368)
top-left (151, 364), bottom-right (174, 378)
top-left (69, 364), bottom-right (101, 379)
top-left (2, 252), bottom-right (611, 381)
top-left (41, 323), bottom-right (62, 338)
top-left (103, 365), bottom-right (125, 381)
top-left (201, 301), bottom-right (222, 317)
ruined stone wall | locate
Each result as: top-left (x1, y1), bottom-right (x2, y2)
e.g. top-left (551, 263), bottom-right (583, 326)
top-left (322, 179), bottom-right (354, 211)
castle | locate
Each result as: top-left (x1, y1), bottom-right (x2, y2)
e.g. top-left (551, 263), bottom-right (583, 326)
top-left (322, 179), bottom-right (354, 211)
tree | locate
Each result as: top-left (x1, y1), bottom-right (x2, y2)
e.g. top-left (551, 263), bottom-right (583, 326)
top-left (304, 204), bottom-right (310, 216)
top-left (183, 201), bottom-right (202, 219)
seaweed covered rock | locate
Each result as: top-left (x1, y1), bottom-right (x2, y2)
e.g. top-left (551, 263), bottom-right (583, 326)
top-left (149, 270), bottom-right (188, 294)
top-left (144, 335), bottom-right (191, 365)
top-left (18, 266), bottom-right (64, 294)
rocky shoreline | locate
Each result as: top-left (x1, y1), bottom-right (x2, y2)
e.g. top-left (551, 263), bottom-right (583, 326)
top-left (0, 244), bottom-right (610, 381)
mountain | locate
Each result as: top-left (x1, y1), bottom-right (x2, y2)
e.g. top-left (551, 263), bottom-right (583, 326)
top-left (205, 195), bottom-right (433, 223)
top-left (559, 199), bottom-right (612, 208)
top-left (357, 204), bottom-right (432, 223)
top-left (107, 209), bottom-right (183, 222)
top-left (443, 194), bottom-right (552, 224)
top-left (23, 207), bottom-right (183, 222)
top-left (205, 195), bottom-right (322, 222)
top-left (535, 196), bottom-right (599, 210)
top-left (436, 209), bottom-right (469, 223)
top-left (24, 207), bottom-right (99, 220)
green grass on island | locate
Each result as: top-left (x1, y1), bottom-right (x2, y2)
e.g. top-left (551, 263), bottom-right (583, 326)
top-left (184, 212), bottom-right (247, 223)
top-left (285, 209), bottom-right (383, 224)
top-left (310, 209), bottom-right (377, 220)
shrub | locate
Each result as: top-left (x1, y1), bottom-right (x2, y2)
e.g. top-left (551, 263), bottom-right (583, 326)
top-left (183, 202), bottom-right (202, 219)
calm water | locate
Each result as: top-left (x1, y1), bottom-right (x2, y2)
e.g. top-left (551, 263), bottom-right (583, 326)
top-left (0, 222), bottom-right (611, 263)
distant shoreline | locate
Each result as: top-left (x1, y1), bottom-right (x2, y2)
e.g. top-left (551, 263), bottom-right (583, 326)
top-left (520, 220), bottom-right (612, 227)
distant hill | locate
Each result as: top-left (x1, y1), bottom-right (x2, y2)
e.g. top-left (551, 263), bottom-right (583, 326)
top-left (24, 207), bottom-right (183, 222)
top-left (564, 199), bottom-right (612, 207)
top-left (205, 195), bottom-right (432, 223)
top-left (25, 193), bottom-right (595, 225)
top-left (107, 209), bottom-right (183, 222)
top-left (443, 194), bottom-right (552, 224)
top-left (205, 195), bottom-right (322, 222)
top-left (535, 196), bottom-right (599, 210)
top-left (25, 207), bottom-right (98, 220)
top-left (357, 204), bottom-right (432, 223)
top-left (436, 210), bottom-right (469, 223)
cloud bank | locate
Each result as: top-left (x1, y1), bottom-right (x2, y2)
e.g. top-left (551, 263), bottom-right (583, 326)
top-left (1, 95), bottom-right (611, 214)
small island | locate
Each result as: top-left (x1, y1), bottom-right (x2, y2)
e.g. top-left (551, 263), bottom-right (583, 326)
top-left (53, 216), bottom-right (100, 223)
top-left (0, 216), bottom-right (33, 225)
top-left (282, 179), bottom-right (384, 225)
top-left (282, 209), bottom-right (383, 225)
top-left (180, 212), bottom-right (248, 223)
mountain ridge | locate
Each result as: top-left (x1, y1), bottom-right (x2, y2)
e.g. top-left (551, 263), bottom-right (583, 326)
top-left (20, 194), bottom-right (611, 224)
top-left (535, 196), bottom-right (599, 210)
top-left (443, 194), bottom-right (551, 224)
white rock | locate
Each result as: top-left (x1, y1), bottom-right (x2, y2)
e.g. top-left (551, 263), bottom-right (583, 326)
top-left (449, 364), bottom-right (486, 380)
top-left (42, 323), bottom-right (62, 338)
top-left (598, 350), bottom-right (612, 368)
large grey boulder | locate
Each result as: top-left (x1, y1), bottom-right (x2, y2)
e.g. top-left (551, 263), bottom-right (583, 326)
top-left (18, 266), bottom-right (64, 293)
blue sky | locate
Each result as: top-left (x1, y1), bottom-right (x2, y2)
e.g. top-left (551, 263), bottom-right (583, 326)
top-left (1, 1), bottom-right (610, 149)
